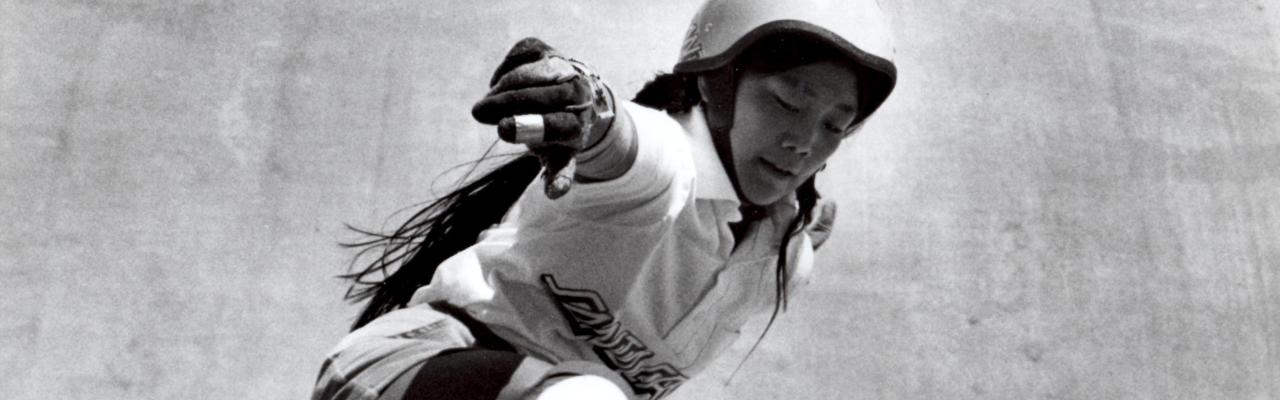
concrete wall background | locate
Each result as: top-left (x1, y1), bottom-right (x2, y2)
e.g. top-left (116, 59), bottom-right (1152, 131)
top-left (2, 0), bottom-right (1277, 399)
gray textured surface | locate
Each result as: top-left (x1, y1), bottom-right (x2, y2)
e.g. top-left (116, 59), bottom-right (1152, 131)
top-left (2, 1), bottom-right (1278, 399)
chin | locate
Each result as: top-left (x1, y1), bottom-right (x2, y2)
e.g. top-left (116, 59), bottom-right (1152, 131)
top-left (740, 184), bottom-right (789, 206)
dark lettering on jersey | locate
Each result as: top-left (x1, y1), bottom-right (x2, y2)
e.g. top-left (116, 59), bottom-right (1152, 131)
top-left (541, 274), bottom-right (688, 400)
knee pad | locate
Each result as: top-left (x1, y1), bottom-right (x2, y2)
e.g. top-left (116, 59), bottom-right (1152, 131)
top-left (501, 359), bottom-right (631, 400)
top-left (535, 375), bottom-right (628, 400)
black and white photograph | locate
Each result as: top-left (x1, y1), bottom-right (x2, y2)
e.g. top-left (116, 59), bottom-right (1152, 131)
top-left (2, 0), bottom-right (1278, 399)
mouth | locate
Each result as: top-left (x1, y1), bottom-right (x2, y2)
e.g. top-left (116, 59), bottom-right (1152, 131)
top-left (761, 159), bottom-right (798, 177)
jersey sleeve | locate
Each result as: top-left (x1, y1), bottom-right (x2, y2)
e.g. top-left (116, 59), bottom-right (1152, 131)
top-left (520, 101), bottom-right (695, 226)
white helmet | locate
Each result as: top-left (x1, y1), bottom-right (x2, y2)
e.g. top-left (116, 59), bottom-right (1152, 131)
top-left (667, 0), bottom-right (899, 208)
top-left (675, 0), bottom-right (898, 120)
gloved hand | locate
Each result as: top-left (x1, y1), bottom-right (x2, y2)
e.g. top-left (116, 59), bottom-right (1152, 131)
top-left (472, 37), bottom-right (615, 199)
top-left (805, 200), bottom-right (837, 250)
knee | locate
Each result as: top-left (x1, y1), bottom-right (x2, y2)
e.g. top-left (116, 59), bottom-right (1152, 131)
top-left (503, 359), bottom-right (631, 400)
top-left (535, 375), bottom-right (628, 400)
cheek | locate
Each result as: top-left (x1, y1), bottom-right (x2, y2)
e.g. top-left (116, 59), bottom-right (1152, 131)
top-left (729, 115), bottom-right (775, 156)
top-left (806, 139), bottom-right (842, 169)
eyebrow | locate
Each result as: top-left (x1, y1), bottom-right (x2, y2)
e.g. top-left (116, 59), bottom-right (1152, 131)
top-left (779, 76), bottom-right (815, 97)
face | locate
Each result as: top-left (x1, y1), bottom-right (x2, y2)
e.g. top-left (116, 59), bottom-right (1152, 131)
top-left (728, 60), bottom-right (861, 205)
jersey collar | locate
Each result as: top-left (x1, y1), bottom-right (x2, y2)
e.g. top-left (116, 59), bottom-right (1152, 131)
top-left (679, 105), bottom-right (741, 205)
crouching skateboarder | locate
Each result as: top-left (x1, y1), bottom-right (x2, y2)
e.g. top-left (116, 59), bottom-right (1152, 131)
top-left (313, 0), bottom-right (900, 398)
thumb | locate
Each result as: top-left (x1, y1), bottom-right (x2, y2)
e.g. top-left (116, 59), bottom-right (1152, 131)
top-left (806, 200), bottom-right (837, 250)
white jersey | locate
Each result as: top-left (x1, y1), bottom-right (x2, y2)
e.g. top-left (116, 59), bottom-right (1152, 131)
top-left (416, 102), bottom-right (814, 399)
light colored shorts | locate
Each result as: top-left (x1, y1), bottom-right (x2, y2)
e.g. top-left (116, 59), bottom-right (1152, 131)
top-left (312, 305), bottom-right (630, 400)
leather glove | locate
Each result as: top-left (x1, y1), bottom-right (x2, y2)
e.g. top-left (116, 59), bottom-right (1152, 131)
top-left (471, 37), bottom-right (615, 199)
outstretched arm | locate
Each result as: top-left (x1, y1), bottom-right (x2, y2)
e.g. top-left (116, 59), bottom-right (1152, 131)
top-left (471, 38), bottom-right (638, 193)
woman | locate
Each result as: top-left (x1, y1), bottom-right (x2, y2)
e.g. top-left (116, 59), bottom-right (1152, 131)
top-left (314, 0), bottom-right (898, 399)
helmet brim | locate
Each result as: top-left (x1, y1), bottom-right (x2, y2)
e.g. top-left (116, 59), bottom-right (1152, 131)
top-left (674, 20), bottom-right (898, 121)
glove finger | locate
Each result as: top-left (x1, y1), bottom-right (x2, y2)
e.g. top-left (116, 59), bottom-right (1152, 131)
top-left (489, 37), bottom-right (558, 86)
top-left (489, 58), bottom-right (579, 95)
top-left (532, 144), bottom-right (576, 171)
top-left (497, 112), bottom-right (584, 146)
top-left (536, 145), bottom-right (577, 199)
top-left (472, 79), bottom-right (591, 124)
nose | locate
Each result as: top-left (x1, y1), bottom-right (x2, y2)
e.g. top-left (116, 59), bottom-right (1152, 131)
top-left (782, 140), bottom-right (811, 157)
top-left (781, 126), bottom-right (818, 157)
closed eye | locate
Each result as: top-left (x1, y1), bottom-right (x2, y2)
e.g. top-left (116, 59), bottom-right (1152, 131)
top-left (772, 94), bottom-right (800, 113)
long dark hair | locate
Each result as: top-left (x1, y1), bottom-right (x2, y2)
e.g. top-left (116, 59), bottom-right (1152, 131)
top-left (339, 154), bottom-right (540, 329)
top-left (341, 36), bottom-right (834, 331)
